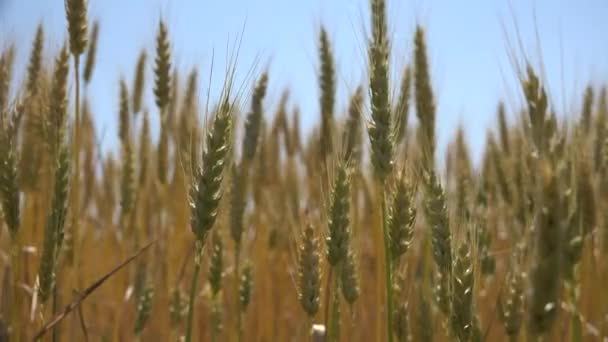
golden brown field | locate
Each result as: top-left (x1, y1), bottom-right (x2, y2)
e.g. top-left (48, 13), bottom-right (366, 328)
top-left (1, 0), bottom-right (607, 341)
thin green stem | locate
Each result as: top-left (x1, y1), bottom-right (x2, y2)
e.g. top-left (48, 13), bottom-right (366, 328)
top-left (271, 252), bottom-right (279, 341)
top-left (52, 275), bottom-right (59, 342)
top-left (70, 55), bottom-right (82, 342)
top-left (235, 246), bottom-right (242, 342)
top-left (72, 55), bottom-right (81, 267)
top-left (381, 185), bottom-right (394, 342)
top-left (328, 264), bottom-right (341, 342)
top-left (185, 241), bottom-right (203, 342)
top-left (9, 232), bottom-right (22, 342)
top-left (307, 316), bottom-right (313, 341)
top-left (568, 280), bottom-right (582, 342)
top-left (323, 267), bottom-right (334, 331)
top-left (210, 294), bottom-right (219, 342)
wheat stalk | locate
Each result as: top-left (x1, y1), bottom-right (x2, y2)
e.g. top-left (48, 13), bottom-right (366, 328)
top-left (186, 93), bottom-right (233, 342)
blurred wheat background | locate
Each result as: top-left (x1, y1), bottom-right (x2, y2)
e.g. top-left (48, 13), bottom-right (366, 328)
top-left (1, 0), bottom-right (608, 341)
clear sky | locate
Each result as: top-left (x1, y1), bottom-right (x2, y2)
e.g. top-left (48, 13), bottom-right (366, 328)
top-left (1, 0), bottom-right (608, 164)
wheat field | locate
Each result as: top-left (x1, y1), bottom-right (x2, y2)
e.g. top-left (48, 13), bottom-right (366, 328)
top-left (0, 0), bottom-right (607, 341)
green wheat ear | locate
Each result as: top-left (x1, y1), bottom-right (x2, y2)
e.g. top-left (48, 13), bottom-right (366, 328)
top-left (497, 102), bottom-right (511, 155)
top-left (318, 26), bottom-right (336, 160)
top-left (340, 248), bottom-right (360, 305)
top-left (499, 270), bottom-right (524, 338)
top-left (594, 87), bottom-right (607, 172)
top-left (38, 143), bottom-right (71, 303)
top-left (423, 169), bottom-right (452, 274)
top-left (389, 171), bottom-right (416, 262)
top-left (182, 68), bottom-right (198, 114)
top-left (120, 143), bottom-right (135, 223)
top-left (298, 224), bottom-right (321, 317)
top-left (65, 0), bottom-right (88, 56)
top-left (0, 46), bottom-right (15, 112)
top-left (208, 231), bottom-right (224, 296)
top-left (138, 110), bottom-right (151, 187)
top-left (580, 85), bottom-right (594, 134)
top-left (169, 288), bottom-right (188, 328)
top-left (368, 0), bottom-right (394, 181)
top-left (190, 98), bottom-right (233, 243)
top-left (83, 21), bottom-right (99, 84)
top-left (392, 302), bottom-right (410, 342)
top-left (528, 160), bottom-right (563, 336)
top-left (326, 161), bottom-right (351, 267)
top-left (0, 109), bottom-right (21, 239)
top-left (415, 285), bottom-right (434, 342)
top-left (394, 65), bottom-right (411, 145)
top-left (521, 65), bottom-right (549, 154)
top-left (48, 45), bottom-right (70, 154)
top-left (453, 126), bottom-right (473, 221)
top-left (344, 86), bottom-right (364, 165)
top-left (239, 262), bottom-right (253, 311)
top-left (154, 20), bottom-right (172, 113)
top-left (132, 50), bottom-right (147, 114)
top-left (414, 26), bottom-right (436, 172)
top-left (450, 241), bottom-right (477, 342)
top-left (118, 79), bottom-right (130, 143)
top-left (186, 93), bottom-right (235, 342)
top-left (230, 164), bottom-right (246, 246)
top-left (134, 285), bottom-right (154, 335)
top-left (26, 24), bottom-right (44, 97)
top-left (242, 72), bottom-right (268, 162)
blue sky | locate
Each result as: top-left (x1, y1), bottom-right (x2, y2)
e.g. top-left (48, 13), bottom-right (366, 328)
top-left (1, 0), bottom-right (608, 164)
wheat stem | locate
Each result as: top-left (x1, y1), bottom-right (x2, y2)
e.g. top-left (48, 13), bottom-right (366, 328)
top-left (72, 55), bottom-right (81, 272)
top-left (52, 283), bottom-right (60, 342)
top-left (9, 233), bottom-right (22, 342)
top-left (380, 184), bottom-right (394, 342)
top-left (328, 264), bottom-right (341, 342)
top-left (324, 267), bottom-right (333, 330)
top-left (185, 241), bottom-right (203, 342)
top-left (235, 246), bottom-right (242, 342)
